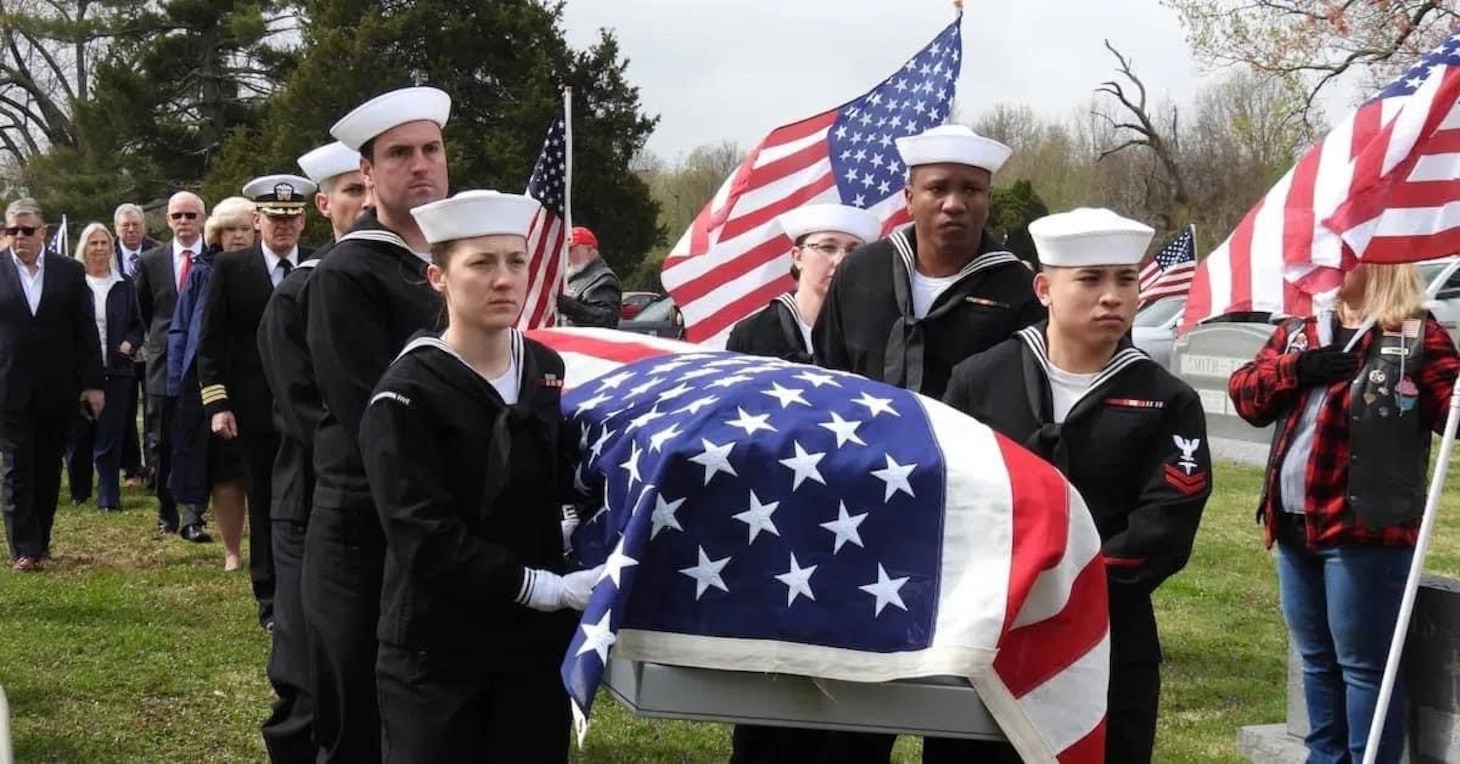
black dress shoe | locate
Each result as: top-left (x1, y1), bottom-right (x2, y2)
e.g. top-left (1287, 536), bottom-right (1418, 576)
top-left (156, 520), bottom-right (179, 535)
top-left (179, 524), bottom-right (213, 543)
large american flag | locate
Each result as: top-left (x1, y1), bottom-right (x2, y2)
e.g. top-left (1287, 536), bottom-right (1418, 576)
top-left (660, 15), bottom-right (963, 345)
top-left (526, 327), bottom-right (1110, 764)
top-left (1138, 225), bottom-right (1196, 306)
top-left (1182, 28), bottom-right (1460, 331)
top-left (519, 105), bottom-right (569, 330)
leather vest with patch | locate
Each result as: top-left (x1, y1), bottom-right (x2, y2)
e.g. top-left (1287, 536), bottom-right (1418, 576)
top-left (1346, 316), bottom-right (1429, 528)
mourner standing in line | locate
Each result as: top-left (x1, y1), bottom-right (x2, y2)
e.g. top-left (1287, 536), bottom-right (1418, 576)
top-left (813, 124), bottom-right (1045, 400)
top-left (362, 189), bottom-right (599, 763)
top-left (726, 204), bottom-right (881, 364)
top-left (65, 223), bottom-right (144, 514)
top-left (168, 198), bottom-right (260, 561)
top-left (724, 202), bottom-right (881, 763)
top-left (556, 226), bottom-right (622, 328)
top-left (1228, 263), bottom-right (1459, 764)
top-left (112, 202), bottom-right (158, 488)
top-left (198, 173), bottom-right (318, 631)
top-left (812, 124), bottom-right (1042, 763)
top-left (0, 199), bottom-right (103, 571)
top-left (135, 191), bottom-right (209, 540)
top-left (303, 86), bottom-right (450, 764)
top-left (257, 139), bottom-right (368, 764)
top-left (941, 208), bottom-right (1212, 764)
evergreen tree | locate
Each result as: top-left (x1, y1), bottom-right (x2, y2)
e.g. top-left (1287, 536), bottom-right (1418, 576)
top-left (990, 179), bottom-right (1049, 268)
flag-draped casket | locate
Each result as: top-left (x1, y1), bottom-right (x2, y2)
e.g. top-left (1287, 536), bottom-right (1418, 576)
top-left (527, 328), bottom-right (1111, 763)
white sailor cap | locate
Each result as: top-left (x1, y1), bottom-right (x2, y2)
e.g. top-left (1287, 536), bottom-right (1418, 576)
top-left (1028, 207), bottom-right (1154, 268)
top-left (777, 204), bottom-right (882, 245)
top-left (330, 86), bottom-right (452, 152)
top-left (410, 190), bottom-right (541, 245)
top-left (297, 141), bottom-right (361, 185)
top-left (242, 174), bottom-right (318, 216)
top-left (894, 124), bottom-right (1012, 174)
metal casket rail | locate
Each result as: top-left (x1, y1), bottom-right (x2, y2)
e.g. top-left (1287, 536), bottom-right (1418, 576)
top-left (602, 658), bottom-right (1006, 740)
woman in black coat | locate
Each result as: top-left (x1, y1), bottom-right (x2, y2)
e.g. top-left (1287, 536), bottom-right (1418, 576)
top-left (359, 190), bottom-right (601, 764)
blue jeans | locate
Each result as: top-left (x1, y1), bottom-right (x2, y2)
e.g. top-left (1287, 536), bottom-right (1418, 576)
top-left (1277, 539), bottom-right (1413, 764)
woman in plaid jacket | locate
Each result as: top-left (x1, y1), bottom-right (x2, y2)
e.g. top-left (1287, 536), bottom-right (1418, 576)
top-left (1228, 263), bottom-right (1459, 764)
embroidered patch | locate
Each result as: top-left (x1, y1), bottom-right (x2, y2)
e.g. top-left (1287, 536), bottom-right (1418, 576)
top-left (1286, 332), bottom-right (1309, 352)
top-left (965, 296), bottom-right (1009, 309)
top-left (1363, 392), bottom-right (1377, 405)
top-left (1403, 318), bottom-right (1422, 338)
top-left (1172, 435), bottom-right (1202, 474)
top-left (1369, 369), bottom-right (1387, 385)
top-left (1105, 397), bottom-right (1166, 409)
top-left (539, 373), bottom-right (564, 388)
top-left (1380, 345), bottom-right (1412, 357)
top-left (1164, 464), bottom-right (1208, 496)
top-left (369, 391), bottom-right (412, 407)
top-left (1396, 377), bottom-right (1419, 413)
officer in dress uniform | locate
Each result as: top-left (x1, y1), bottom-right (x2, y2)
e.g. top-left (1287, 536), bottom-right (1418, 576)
top-left (362, 190), bottom-right (600, 763)
top-left (813, 124), bottom-right (1046, 400)
top-left (256, 140), bottom-right (368, 764)
top-left (198, 173), bottom-right (317, 632)
top-left (726, 204), bottom-right (881, 363)
top-left (940, 208), bottom-right (1213, 764)
top-left (302, 86), bottom-right (450, 764)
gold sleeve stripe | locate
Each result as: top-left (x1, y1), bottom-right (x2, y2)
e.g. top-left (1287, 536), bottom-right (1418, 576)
top-left (200, 385), bottom-right (229, 403)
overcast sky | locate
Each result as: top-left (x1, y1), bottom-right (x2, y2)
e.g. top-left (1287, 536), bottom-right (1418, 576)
top-left (559, 0), bottom-right (1272, 161)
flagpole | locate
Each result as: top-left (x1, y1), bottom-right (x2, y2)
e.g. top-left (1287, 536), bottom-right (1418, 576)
top-left (1362, 364), bottom-right (1460, 763)
top-left (560, 86), bottom-right (574, 302)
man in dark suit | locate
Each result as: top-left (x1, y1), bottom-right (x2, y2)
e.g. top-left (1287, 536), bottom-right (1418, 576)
top-left (135, 191), bottom-right (210, 540)
top-left (0, 198), bottom-right (104, 571)
top-left (113, 202), bottom-right (160, 488)
top-left (198, 174), bottom-right (316, 630)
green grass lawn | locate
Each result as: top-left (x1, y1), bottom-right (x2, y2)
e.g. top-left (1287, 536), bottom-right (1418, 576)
top-left (3, 460), bottom-right (1459, 763)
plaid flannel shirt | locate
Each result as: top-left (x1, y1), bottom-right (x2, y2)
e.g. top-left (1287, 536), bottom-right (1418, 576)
top-left (1228, 315), bottom-right (1459, 548)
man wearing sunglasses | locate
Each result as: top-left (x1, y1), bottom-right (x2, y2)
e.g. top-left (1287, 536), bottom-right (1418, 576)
top-left (135, 191), bottom-right (212, 542)
top-left (0, 198), bottom-right (104, 571)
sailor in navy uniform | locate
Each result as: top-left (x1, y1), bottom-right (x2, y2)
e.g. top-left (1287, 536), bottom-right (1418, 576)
top-left (256, 140), bottom-right (368, 764)
top-left (302, 86), bottom-right (450, 763)
top-left (726, 204), bottom-right (881, 364)
top-left (940, 208), bottom-right (1212, 764)
top-left (362, 190), bottom-right (600, 763)
top-left (813, 124), bottom-right (1045, 399)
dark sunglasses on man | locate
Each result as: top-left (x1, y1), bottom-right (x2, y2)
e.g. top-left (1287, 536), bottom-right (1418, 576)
top-left (170, 211), bottom-right (199, 221)
top-left (3, 226), bottom-right (39, 237)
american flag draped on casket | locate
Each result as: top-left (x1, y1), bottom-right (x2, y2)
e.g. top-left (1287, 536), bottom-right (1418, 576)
top-left (526, 327), bottom-right (1111, 763)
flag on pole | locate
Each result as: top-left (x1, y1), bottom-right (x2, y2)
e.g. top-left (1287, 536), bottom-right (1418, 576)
top-left (660, 15), bottom-right (963, 345)
top-left (526, 326), bottom-right (1110, 764)
top-left (519, 95), bottom-right (571, 330)
top-left (1137, 225), bottom-right (1196, 306)
top-left (47, 215), bottom-right (68, 258)
top-left (1182, 28), bottom-right (1460, 332)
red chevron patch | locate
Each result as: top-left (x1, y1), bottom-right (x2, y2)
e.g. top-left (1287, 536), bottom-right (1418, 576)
top-left (1164, 464), bottom-right (1207, 496)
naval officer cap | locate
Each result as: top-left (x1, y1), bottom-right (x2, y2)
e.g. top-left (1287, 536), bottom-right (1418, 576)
top-left (1028, 207), bottom-right (1155, 268)
top-left (297, 141), bottom-right (361, 185)
top-left (242, 174), bottom-right (317, 217)
top-left (895, 124), bottom-right (1012, 174)
top-left (410, 190), bottom-right (542, 245)
top-left (330, 86), bottom-right (452, 152)
top-left (777, 204), bottom-right (882, 245)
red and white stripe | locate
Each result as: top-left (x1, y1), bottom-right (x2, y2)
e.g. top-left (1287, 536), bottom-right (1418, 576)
top-left (659, 114), bottom-right (908, 347)
top-left (517, 208), bottom-right (567, 330)
top-left (1183, 40), bottom-right (1460, 331)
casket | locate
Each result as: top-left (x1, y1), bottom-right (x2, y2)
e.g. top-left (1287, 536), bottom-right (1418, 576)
top-left (602, 658), bottom-right (1005, 739)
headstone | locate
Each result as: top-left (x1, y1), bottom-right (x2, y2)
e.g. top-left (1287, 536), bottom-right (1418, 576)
top-left (1170, 321), bottom-right (1275, 447)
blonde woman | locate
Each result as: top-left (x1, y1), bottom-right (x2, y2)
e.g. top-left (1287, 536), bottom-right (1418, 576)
top-left (166, 197), bottom-right (254, 568)
top-left (65, 222), bottom-right (144, 512)
top-left (1230, 263), bottom-right (1460, 763)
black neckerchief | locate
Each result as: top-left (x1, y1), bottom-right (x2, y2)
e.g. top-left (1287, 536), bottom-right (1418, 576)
top-left (772, 293), bottom-right (813, 363)
top-left (1013, 322), bottom-right (1151, 464)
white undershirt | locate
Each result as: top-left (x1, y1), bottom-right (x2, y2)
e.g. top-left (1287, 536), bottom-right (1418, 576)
top-left (85, 274), bottom-right (118, 359)
top-left (795, 310), bottom-right (814, 355)
top-left (12, 251), bottom-right (43, 314)
top-left (910, 271), bottom-right (960, 319)
top-left (1047, 363), bottom-right (1099, 423)
top-left (486, 355), bottom-right (520, 405)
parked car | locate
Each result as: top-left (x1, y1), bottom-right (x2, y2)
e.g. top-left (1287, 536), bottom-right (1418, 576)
top-left (620, 291), bottom-right (661, 320)
top-left (1131, 296), bottom-right (1187, 369)
top-left (619, 295), bottom-right (685, 339)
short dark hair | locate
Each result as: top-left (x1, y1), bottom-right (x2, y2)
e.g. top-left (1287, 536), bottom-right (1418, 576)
top-left (359, 137), bottom-right (377, 163)
top-left (789, 233), bottom-right (809, 280)
top-left (429, 239), bottom-right (458, 269)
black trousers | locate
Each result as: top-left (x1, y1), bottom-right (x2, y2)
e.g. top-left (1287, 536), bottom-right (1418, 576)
top-left (122, 365), bottom-right (144, 477)
top-left (239, 428), bottom-right (279, 626)
top-left (0, 409), bottom-right (68, 560)
top-left (147, 394), bottom-right (178, 529)
top-left (302, 505), bottom-right (385, 764)
top-left (377, 643), bottom-right (571, 764)
top-left (730, 725), bottom-right (832, 764)
top-left (64, 376), bottom-right (133, 509)
top-left (263, 518), bottom-right (314, 764)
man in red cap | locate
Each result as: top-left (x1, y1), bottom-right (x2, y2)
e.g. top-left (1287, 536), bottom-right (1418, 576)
top-left (557, 225), bottom-right (622, 328)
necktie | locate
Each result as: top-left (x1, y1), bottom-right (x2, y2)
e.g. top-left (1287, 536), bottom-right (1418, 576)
top-left (279, 258), bottom-right (292, 277)
top-left (127, 251), bottom-right (141, 277)
top-left (177, 250), bottom-right (193, 290)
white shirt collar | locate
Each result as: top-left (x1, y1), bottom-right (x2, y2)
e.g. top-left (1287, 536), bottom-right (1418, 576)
top-left (172, 237), bottom-right (201, 258)
top-left (11, 249), bottom-right (42, 273)
top-left (263, 245), bottom-right (299, 266)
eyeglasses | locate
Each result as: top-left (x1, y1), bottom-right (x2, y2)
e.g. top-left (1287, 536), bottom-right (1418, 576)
top-left (801, 242), bottom-right (859, 257)
top-left (3, 226), bottom-right (39, 237)
top-left (169, 212), bottom-right (199, 221)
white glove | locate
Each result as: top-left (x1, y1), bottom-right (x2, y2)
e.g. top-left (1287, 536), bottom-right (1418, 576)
top-left (517, 565), bottom-right (604, 612)
top-left (560, 510), bottom-right (581, 555)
